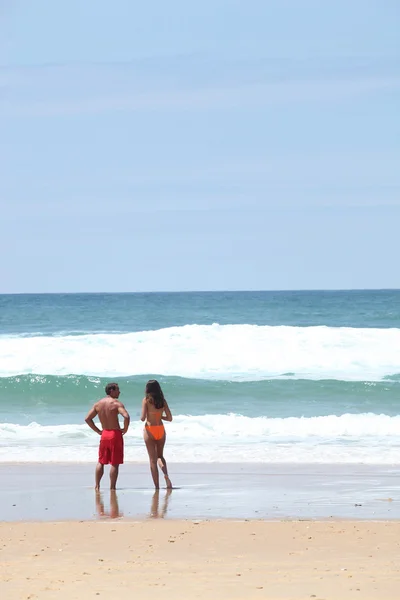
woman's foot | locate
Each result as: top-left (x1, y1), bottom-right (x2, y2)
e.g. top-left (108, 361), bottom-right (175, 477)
top-left (165, 475), bottom-right (173, 489)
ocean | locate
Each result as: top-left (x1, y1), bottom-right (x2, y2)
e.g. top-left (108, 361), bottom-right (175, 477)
top-left (1, 290), bottom-right (399, 464)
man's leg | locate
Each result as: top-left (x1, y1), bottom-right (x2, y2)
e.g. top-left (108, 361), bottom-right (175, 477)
top-left (95, 462), bottom-right (104, 490)
top-left (110, 464), bottom-right (119, 490)
top-left (109, 431), bottom-right (123, 490)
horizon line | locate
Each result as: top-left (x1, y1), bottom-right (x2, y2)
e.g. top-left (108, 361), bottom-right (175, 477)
top-left (1, 288), bottom-right (399, 296)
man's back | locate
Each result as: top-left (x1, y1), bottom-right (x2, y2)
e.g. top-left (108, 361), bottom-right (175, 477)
top-left (95, 397), bottom-right (122, 430)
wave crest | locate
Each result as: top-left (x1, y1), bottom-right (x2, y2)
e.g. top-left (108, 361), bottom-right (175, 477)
top-left (1, 413), bottom-right (399, 464)
top-left (1, 324), bottom-right (400, 381)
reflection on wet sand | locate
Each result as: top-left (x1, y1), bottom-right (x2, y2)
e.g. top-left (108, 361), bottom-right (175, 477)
top-left (149, 489), bottom-right (172, 519)
top-left (95, 490), bottom-right (122, 519)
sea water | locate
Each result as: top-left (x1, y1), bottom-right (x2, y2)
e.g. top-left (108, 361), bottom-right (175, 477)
top-left (0, 290), bottom-right (399, 464)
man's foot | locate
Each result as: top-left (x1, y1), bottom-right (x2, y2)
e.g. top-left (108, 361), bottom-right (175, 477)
top-left (165, 476), bottom-right (173, 489)
top-left (95, 486), bottom-right (100, 492)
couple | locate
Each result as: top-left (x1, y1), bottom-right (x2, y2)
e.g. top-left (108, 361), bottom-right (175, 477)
top-left (85, 380), bottom-right (173, 490)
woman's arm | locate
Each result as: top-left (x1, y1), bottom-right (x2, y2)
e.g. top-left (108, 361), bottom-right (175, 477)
top-left (162, 400), bottom-right (173, 422)
top-left (140, 398), bottom-right (148, 422)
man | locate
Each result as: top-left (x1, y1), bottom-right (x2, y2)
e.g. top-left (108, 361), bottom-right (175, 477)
top-left (85, 382), bottom-right (130, 490)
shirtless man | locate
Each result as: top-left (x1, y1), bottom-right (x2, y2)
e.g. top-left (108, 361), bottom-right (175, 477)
top-left (85, 382), bottom-right (130, 490)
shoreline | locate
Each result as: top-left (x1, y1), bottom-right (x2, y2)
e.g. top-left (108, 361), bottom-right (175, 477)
top-left (1, 462), bottom-right (399, 522)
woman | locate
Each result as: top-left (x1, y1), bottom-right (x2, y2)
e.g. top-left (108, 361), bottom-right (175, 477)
top-left (141, 379), bottom-right (173, 489)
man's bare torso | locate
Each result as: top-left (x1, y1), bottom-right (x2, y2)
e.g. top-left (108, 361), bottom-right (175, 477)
top-left (95, 397), bottom-right (123, 430)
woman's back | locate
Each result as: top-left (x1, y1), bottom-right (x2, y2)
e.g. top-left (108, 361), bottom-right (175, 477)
top-left (145, 398), bottom-right (164, 426)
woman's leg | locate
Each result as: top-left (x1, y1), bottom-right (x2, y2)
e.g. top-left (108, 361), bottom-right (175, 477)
top-left (144, 429), bottom-right (160, 489)
top-left (156, 434), bottom-right (172, 489)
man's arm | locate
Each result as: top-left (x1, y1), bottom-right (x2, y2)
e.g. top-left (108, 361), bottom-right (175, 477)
top-left (85, 404), bottom-right (102, 435)
top-left (118, 403), bottom-right (130, 435)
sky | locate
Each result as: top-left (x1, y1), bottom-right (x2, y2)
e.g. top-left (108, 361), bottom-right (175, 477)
top-left (1, 0), bottom-right (399, 292)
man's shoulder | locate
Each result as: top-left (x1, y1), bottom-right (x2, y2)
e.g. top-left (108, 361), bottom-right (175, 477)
top-left (97, 397), bottom-right (123, 408)
top-left (95, 397), bottom-right (108, 407)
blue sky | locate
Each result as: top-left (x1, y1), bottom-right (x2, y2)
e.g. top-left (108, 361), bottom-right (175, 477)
top-left (1, 0), bottom-right (399, 292)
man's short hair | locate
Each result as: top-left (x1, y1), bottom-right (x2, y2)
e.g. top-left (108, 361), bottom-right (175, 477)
top-left (105, 382), bottom-right (119, 395)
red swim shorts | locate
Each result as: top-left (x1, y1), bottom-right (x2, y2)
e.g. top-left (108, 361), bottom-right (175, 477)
top-left (98, 429), bottom-right (124, 465)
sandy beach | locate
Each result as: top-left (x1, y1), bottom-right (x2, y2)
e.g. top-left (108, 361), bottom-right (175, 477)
top-left (1, 520), bottom-right (399, 600)
top-left (0, 463), bottom-right (399, 598)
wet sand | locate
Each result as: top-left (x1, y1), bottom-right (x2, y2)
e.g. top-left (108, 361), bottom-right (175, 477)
top-left (0, 462), bottom-right (399, 521)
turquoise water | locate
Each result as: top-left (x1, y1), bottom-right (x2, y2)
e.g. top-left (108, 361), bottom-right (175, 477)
top-left (0, 291), bottom-right (400, 464)
top-left (1, 290), bottom-right (400, 335)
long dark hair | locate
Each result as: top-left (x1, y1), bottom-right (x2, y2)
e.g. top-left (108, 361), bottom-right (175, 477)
top-left (145, 379), bottom-right (165, 410)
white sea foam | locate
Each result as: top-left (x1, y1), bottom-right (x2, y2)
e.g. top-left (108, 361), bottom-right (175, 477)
top-left (0, 324), bottom-right (400, 381)
top-left (1, 413), bottom-right (400, 464)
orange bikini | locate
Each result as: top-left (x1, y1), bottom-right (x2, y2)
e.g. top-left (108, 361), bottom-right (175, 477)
top-left (145, 424), bottom-right (165, 441)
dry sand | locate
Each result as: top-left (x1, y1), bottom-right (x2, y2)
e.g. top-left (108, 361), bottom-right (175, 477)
top-left (1, 520), bottom-right (399, 600)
